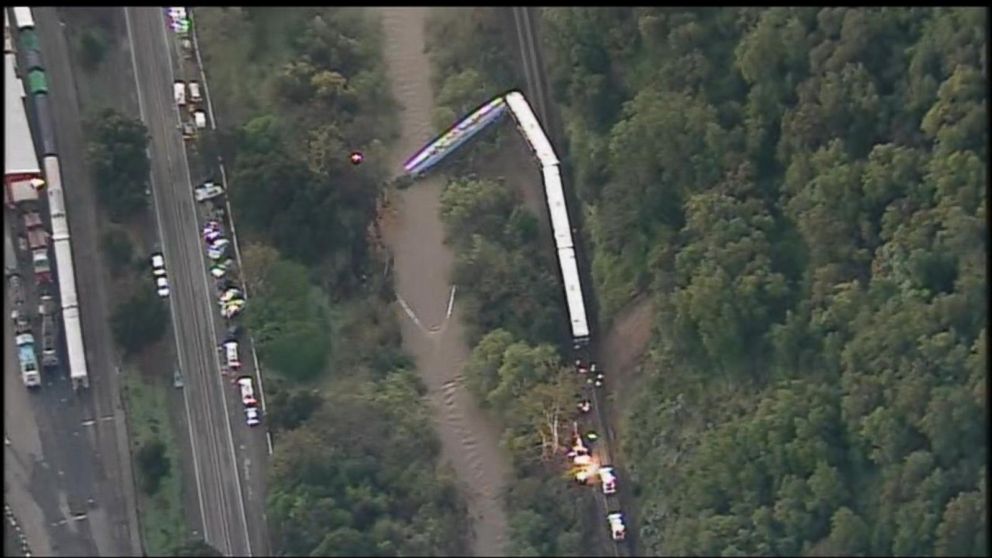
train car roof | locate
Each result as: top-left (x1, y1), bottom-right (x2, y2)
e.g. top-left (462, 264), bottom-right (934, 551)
top-left (557, 247), bottom-right (590, 339)
top-left (4, 53), bottom-right (41, 177)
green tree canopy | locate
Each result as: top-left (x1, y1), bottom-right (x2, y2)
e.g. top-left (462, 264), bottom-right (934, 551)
top-left (85, 109), bottom-right (150, 222)
top-left (111, 288), bottom-right (168, 356)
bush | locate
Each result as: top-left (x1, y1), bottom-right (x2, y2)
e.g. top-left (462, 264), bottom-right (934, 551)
top-left (78, 27), bottom-right (108, 72)
top-left (101, 228), bottom-right (133, 278)
top-left (85, 109), bottom-right (151, 222)
top-left (136, 438), bottom-right (170, 495)
top-left (111, 288), bottom-right (168, 356)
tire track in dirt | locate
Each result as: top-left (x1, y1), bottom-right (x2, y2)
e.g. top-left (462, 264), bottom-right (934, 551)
top-left (376, 7), bottom-right (511, 556)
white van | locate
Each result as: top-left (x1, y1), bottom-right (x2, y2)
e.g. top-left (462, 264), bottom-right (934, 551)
top-left (189, 81), bottom-right (202, 102)
top-left (194, 110), bottom-right (207, 129)
top-left (223, 340), bottom-right (240, 370)
top-left (173, 81), bottom-right (186, 106)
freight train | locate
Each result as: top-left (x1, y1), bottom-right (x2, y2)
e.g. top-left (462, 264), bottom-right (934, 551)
top-left (11, 6), bottom-right (89, 390)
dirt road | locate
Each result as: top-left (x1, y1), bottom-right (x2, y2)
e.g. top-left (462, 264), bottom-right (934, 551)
top-left (376, 7), bottom-right (511, 557)
top-left (600, 293), bottom-right (655, 435)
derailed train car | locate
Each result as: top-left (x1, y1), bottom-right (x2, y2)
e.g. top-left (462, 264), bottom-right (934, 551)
top-left (401, 90), bottom-right (591, 347)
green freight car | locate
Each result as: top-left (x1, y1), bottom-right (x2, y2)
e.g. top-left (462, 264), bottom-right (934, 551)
top-left (27, 69), bottom-right (47, 95)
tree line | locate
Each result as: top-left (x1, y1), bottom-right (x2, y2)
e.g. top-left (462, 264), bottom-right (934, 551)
top-left (542, 7), bottom-right (986, 556)
top-left (196, 8), bottom-right (469, 555)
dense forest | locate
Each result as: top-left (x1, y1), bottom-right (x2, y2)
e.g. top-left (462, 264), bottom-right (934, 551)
top-left (195, 8), bottom-right (467, 555)
top-left (541, 7), bottom-right (987, 556)
top-left (425, 8), bottom-right (603, 555)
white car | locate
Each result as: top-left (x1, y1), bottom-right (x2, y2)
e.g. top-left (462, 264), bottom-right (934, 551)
top-left (244, 406), bottom-right (261, 427)
top-left (207, 238), bottom-right (230, 259)
top-left (155, 276), bottom-right (170, 298)
top-left (209, 247), bottom-right (229, 260)
top-left (194, 110), bottom-right (207, 129)
top-left (189, 81), bottom-right (202, 103)
top-left (194, 182), bottom-right (225, 203)
top-left (224, 340), bottom-right (241, 371)
top-left (150, 252), bottom-right (166, 277)
top-left (599, 466), bottom-right (617, 495)
top-left (237, 376), bottom-right (261, 427)
top-left (173, 81), bottom-right (186, 106)
top-left (607, 513), bottom-right (626, 541)
top-left (236, 375), bottom-right (255, 405)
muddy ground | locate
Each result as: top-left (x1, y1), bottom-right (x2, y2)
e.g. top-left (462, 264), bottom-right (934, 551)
top-left (376, 7), bottom-right (512, 557)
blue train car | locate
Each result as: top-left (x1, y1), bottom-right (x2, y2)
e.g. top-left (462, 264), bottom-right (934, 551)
top-left (404, 97), bottom-right (508, 176)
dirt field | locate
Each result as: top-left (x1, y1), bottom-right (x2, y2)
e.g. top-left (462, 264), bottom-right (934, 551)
top-left (376, 8), bottom-right (511, 556)
top-left (599, 293), bottom-right (656, 435)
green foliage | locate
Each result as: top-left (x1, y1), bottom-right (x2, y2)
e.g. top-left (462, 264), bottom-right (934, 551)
top-left (136, 438), bottom-right (170, 495)
top-left (439, 177), bottom-right (516, 248)
top-left (440, 177), bottom-right (565, 346)
top-left (267, 371), bottom-right (468, 556)
top-left (197, 10), bottom-right (468, 555)
top-left (265, 386), bottom-right (323, 433)
top-left (241, 246), bottom-right (330, 381)
top-left (200, 7), bottom-right (387, 287)
top-left (543, 7), bottom-right (987, 557)
top-left (463, 331), bottom-right (589, 552)
top-left (111, 288), bottom-right (168, 356)
top-left (85, 109), bottom-right (151, 222)
top-left (506, 476), bottom-right (594, 556)
top-left (424, 8), bottom-right (517, 162)
top-left (425, 8), bottom-right (518, 94)
top-left (77, 27), bottom-right (108, 72)
top-left (101, 227), bottom-right (133, 278)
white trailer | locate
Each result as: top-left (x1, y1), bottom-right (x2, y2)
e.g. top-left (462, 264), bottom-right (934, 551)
top-left (12, 7), bottom-right (34, 30)
top-left (174, 81), bottom-right (186, 106)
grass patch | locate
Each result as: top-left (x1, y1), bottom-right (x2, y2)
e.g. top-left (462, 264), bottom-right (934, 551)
top-left (122, 360), bottom-right (187, 557)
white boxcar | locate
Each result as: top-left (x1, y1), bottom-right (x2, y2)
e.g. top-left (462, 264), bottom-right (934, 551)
top-left (12, 7), bottom-right (34, 29)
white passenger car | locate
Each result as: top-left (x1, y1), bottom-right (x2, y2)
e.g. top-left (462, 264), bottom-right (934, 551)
top-left (155, 275), bottom-right (170, 298)
top-left (149, 252), bottom-right (166, 277)
top-left (173, 81), bottom-right (186, 106)
top-left (236, 375), bottom-right (256, 405)
top-left (223, 340), bottom-right (240, 371)
top-left (599, 466), bottom-right (617, 495)
top-left (607, 513), bottom-right (626, 541)
top-left (236, 376), bottom-right (261, 427)
top-left (189, 81), bottom-right (202, 102)
top-left (194, 181), bottom-right (224, 203)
